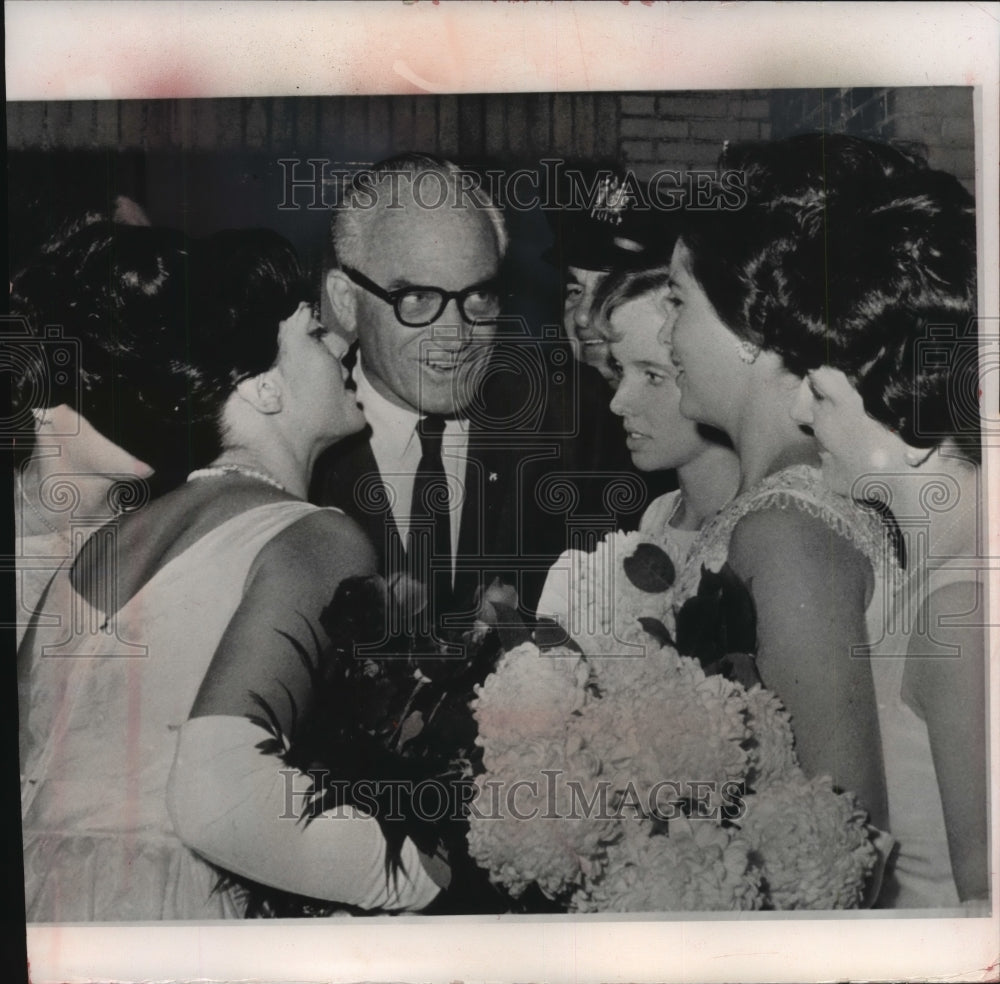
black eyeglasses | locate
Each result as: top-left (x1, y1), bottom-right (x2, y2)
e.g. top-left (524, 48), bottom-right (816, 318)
top-left (341, 266), bottom-right (502, 328)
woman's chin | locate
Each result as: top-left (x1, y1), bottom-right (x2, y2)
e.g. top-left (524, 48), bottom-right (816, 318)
top-left (323, 410), bottom-right (368, 447)
top-left (630, 449), bottom-right (672, 473)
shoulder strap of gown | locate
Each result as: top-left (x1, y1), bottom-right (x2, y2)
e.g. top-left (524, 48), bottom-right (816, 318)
top-left (675, 465), bottom-right (895, 604)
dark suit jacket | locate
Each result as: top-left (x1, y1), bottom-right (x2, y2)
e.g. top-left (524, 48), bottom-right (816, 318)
top-left (309, 344), bottom-right (671, 627)
top-left (309, 420), bottom-right (549, 621)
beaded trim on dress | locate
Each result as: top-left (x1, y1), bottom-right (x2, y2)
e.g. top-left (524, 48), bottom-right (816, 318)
top-left (673, 464), bottom-right (895, 606)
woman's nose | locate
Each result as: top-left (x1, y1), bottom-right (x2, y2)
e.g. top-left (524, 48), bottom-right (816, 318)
top-left (658, 306), bottom-right (677, 344)
top-left (609, 379), bottom-right (630, 416)
top-left (574, 294), bottom-right (594, 330)
top-left (790, 378), bottom-right (814, 425)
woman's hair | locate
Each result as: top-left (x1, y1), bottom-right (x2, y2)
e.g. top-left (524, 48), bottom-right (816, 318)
top-left (10, 217), bottom-right (195, 478)
top-left (785, 170), bottom-right (977, 457)
top-left (720, 132), bottom-right (926, 208)
top-left (11, 220), bottom-right (311, 483)
top-left (181, 228), bottom-right (309, 465)
top-left (187, 228), bottom-right (307, 400)
top-left (677, 135), bottom-right (926, 348)
top-left (678, 133), bottom-right (979, 458)
top-left (592, 264), bottom-right (672, 343)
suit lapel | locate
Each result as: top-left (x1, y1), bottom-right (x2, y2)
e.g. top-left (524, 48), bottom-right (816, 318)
top-left (313, 419), bottom-right (536, 618)
top-left (310, 430), bottom-right (402, 578)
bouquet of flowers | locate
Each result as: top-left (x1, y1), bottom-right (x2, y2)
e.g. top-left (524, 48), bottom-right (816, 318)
top-left (467, 529), bottom-right (878, 911)
top-left (229, 573), bottom-right (521, 916)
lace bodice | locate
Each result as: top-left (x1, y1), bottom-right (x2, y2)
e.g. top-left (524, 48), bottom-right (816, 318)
top-left (673, 465), bottom-right (894, 606)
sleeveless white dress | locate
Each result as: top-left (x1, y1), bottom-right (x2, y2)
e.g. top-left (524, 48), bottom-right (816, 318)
top-left (673, 464), bottom-right (889, 607)
top-left (20, 500), bottom-right (323, 921)
top-left (637, 489), bottom-right (702, 560)
top-left (672, 464), bottom-right (973, 908)
top-left (866, 557), bottom-right (975, 908)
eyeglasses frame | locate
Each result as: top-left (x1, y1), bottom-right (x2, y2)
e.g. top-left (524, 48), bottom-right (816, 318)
top-left (340, 265), bottom-right (503, 328)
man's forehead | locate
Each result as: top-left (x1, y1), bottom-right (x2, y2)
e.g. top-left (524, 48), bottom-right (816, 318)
top-left (363, 198), bottom-right (499, 263)
top-left (565, 266), bottom-right (609, 286)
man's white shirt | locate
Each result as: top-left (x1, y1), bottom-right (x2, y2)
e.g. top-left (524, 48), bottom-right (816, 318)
top-left (353, 357), bottom-right (469, 579)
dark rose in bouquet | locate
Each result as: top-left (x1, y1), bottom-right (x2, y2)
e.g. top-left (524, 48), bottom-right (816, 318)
top-left (231, 574), bottom-right (528, 915)
top-left (674, 562), bottom-right (761, 689)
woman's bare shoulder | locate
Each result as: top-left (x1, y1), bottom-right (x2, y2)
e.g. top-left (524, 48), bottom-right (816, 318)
top-left (251, 506), bottom-right (377, 588)
top-left (729, 502), bottom-right (871, 586)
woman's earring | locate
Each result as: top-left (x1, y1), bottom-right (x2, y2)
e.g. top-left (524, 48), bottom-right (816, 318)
top-left (735, 338), bottom-right (761, 364)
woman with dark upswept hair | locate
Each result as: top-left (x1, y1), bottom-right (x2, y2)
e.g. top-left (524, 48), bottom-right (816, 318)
top-left (661, 137), bottom-right (900, 847)
top-left (664, 133), bottom-right (986, 909)
top-left (10, 217), bottom-right (196, 644)
top-left (18, 227), bottom-right (442, 921)
top-left (777, 159), bottom-right (986, 910)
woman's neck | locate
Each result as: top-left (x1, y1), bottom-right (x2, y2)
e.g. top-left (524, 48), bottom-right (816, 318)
top-left (729, 382), bottom-right (818, 492)
top-left (674, 444), bottom-right (742, 530)
top-left (210, 442), bottom-right (310, 500)
top-left (885, 450), bottom-right (980, 558)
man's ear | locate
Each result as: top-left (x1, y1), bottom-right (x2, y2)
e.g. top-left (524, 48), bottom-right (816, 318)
top-left (326, 270), bottom-right (358, 334)
top-left (235, 371), bottom-right (283, 414)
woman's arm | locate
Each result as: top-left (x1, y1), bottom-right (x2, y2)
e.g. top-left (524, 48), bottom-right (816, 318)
top-left (169, 509), bottom-right (443, 911)
top-left (904, 579), bottom-right (989, 903)
top-left (189, 509), bottom-right (375, 730)
top-left (729, 507), bottom-right (889, 830)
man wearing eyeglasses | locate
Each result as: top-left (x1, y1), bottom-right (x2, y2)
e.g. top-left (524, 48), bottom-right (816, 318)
top-left (312, 153), bottom-right (533, 631)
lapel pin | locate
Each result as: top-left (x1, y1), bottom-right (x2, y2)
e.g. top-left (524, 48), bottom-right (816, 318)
top-left (489, 472), bottom-right (498, 483)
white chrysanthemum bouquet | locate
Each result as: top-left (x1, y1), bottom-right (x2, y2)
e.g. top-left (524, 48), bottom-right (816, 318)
top-left (467, 531), bottom-right (878, 911)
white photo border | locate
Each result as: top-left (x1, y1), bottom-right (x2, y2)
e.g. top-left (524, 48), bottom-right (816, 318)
top-left (6, 2), bottom-right (999, 982)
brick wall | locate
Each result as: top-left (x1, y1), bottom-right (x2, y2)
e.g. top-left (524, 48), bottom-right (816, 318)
top-left (770, 87), bottom-right (975, 194)
top-left (619, 91), bottom-right (772, 180)
top-left (9, 88), bottom-right (971, 190)
top-left (8, 90), bottom-right (771, 172)
top-left (7, 87), bottom-right (976, 269)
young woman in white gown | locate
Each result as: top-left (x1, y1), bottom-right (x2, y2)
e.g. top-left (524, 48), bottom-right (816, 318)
top-left (19, 228), bottom-right (442, 920)
top-left (659, 141), bottom-right (903, 836)
top-left (776, 162), bottom-right (988, 909)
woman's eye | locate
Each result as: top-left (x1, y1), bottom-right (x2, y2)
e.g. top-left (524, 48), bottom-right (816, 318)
top-left (663, 285), bottom-right (684, 309)
top-left (564, 286), bottom-right (583, 304)
top-left (609, 359), bottom-right (624, 378)
top-left (645, 370), bottom-right (667, 385)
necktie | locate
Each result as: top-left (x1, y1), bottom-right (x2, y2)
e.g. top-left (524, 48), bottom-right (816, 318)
top-left (409, 415), bottom-right (452, 622)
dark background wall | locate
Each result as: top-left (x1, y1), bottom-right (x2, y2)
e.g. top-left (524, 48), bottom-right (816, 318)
top-left (7, 87), bottom-right (976, 294)
top-left (7, 87), bottom-right (974, 183)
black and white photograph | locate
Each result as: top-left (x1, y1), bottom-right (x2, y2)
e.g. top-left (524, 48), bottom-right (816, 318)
top-left (4, 3), bottom-right (999, 982)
